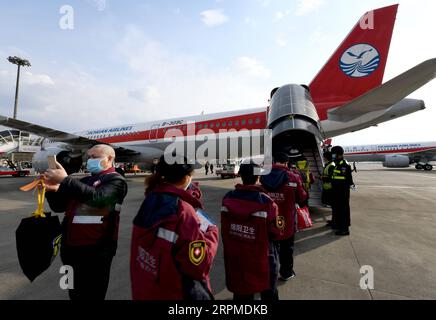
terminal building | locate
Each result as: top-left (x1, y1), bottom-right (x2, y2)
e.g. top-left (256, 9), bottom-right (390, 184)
top-left (0, 129), bottom-right (42, 166)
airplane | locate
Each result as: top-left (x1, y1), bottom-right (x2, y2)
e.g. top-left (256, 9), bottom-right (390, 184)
top-left (0, 4), bottom-right (435, 206)
top-left (344, 141), bottom-right (436, 171)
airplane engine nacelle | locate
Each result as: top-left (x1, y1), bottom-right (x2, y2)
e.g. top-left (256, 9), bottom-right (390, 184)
top-left (32, 147), bottom-right (83, 174)
top-left (383, 155), bottom-right (410, 168)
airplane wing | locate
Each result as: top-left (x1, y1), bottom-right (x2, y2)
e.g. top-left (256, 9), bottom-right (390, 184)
top-left (0, 115), bottom-right (139, 156)
top-left (0, 115), bottom-right (92, 145)
top-left (405, 148), bottom-right (436, 162)
top-left (328, 58), bottom-right (436, 122)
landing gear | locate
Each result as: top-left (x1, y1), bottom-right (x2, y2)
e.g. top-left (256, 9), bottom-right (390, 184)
top-left (424, 164), bottom-right (433, 171)
top-left (415, 164), bottom-right (433, 171)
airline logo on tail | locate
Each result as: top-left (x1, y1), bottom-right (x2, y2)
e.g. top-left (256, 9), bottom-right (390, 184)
top-left (340, 44), bottom-right (381, 77)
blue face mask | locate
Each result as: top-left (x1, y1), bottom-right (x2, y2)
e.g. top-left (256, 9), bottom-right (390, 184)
top-left (87, 158), bottom-right (104, 174)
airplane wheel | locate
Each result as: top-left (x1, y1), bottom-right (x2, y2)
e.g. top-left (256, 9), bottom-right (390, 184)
top-left (424, 164), bottom-right (433, 171)
top-left (415, 164), bottom-right (423, 170)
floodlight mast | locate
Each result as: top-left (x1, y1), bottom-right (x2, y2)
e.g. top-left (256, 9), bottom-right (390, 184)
top-left (7, 56), bottom-right (31, 119)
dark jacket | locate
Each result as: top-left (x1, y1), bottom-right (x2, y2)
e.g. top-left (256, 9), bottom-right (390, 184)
top-left (46, 167), bottom-right (128, 251)
top-left (331, 159), bottom-right (354, 187)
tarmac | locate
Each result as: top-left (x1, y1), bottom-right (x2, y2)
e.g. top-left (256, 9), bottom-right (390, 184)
top-left (1, 162), bottom-right (435, 300)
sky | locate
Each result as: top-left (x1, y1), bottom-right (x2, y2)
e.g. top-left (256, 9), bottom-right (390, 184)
top-left (0, 0), bottom-right (435, 146)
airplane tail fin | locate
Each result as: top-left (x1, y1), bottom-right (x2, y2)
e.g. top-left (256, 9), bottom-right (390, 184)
top-left (309, 4), bottom-right (398, 108)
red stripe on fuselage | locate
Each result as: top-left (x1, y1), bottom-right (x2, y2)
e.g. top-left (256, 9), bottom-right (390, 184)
top-left (96, 111), bottom-right (267, 144)
top-left (345, 146), bottom-right (436, 156)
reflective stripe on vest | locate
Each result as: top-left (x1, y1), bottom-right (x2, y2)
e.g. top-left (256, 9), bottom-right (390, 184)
top-left (72, 216), bottom-right (103, 224)
top-left (157, 228), bottom-right (179, 243)
top-left (323, 162), bottom-right (334, 178)
top-left (252, 211), bottom-right (268, 219)
top-left (332, 160), bottom-right (346, 180)
top-left (222, 206), bottom-right (267, 219)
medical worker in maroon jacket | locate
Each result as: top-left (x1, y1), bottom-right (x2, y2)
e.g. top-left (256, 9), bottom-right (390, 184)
top-left (261, 152), bottom-right (307, 281)
top-left (130, 155), bottom-right (219, 300)
top-left (221, 163), bottom-right (282, 301)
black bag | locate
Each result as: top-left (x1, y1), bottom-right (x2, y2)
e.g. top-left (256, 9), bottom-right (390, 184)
top-left (16, 212), bottom-right (62, 282)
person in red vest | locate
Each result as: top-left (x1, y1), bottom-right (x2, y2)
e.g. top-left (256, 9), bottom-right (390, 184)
top-left (260, 152), bottom-right (307, 281)
top-left (221, 163), bottom-right (282, 300)
top-left (131, 155), bottom-right (219, 300)
top-left (43, 144), bottom-right (128, 300)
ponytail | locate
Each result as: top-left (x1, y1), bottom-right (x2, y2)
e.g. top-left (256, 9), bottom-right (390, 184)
top-left (145, 173), bottom-right (163, 193)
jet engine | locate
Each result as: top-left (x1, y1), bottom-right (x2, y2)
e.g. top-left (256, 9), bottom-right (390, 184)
top-left (267, 84), bottom-right (325, 206)
top-left (32, 147), bottom-right (83, 174)
top-left (383, 155), bottom-right (410, 168)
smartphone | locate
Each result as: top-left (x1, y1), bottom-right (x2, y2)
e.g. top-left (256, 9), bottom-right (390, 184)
top-left (47, 155), bottom-right (57, 169)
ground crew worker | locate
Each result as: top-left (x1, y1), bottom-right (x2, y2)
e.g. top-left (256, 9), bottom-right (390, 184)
top-left (260, 152), bottom-right (307, 281)
top-left (205, 161), bottom-right (210, 175)
top-left (321, 151), bottom-right (335, 208)
top-left (221, 163), bottom-right (282, 301)
top-left (330, 146), bottom-right (355, 236)
top-left (130, 155), bottom-right (219, 300)
top-left (43, 144), bottom-right (128, 300)
top-left (296, 157), bottom-right (314, 193)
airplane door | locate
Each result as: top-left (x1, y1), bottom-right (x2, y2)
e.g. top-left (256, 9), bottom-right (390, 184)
top-left (149, 124), bottom-right (159, 143)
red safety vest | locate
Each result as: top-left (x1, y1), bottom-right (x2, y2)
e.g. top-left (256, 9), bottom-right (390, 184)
top-left (221, 184), bottom-right (279, 295)
top-left (64, 170), bottom-right (125, 247)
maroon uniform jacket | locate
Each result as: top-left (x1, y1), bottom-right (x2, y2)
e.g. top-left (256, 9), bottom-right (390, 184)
top-left (131, 183), bottom-right (219, 300)
top-left (260, 164), bottom-right (307, 239)
top-left (221, 184), bottom-right (281, 295)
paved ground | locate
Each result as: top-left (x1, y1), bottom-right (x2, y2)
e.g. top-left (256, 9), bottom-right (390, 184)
top-left (1, 163), bottom-right (436, 300)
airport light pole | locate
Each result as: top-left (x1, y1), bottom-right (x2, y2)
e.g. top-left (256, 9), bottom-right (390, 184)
top-left (7, 56), bottom-right (31, 119)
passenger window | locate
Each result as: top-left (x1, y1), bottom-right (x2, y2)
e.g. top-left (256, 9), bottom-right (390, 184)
top-left (248, 119), bottom-right (253, 125)
top-left (241, 119), bottom-right (246, 125)
top-left (235, 120), bottom-right (239, 126)
top-left (222, 122), bottom-right (226, 127)
top-left (255, 118), bottom-right (260, 124)
top-left (210, 123), bottom-right (215, 128)
top-left (216, 122), bottom-right (220, 128)
top-left (228, 121), bottom-right (232, 126)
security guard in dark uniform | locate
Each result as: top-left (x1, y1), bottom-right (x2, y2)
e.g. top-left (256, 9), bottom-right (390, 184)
top-left (330, 146), bottom-right (354, 236)
top-left (321, 151), bottom-right (334, 208)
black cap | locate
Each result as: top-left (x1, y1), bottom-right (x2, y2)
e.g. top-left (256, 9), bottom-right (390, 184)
top-left (273, 152), bottom-right (290, 163)
top-left (238, 162), bottom-right (260, 177)
top-left (156, 154), bottom-right (199, 177)
top-left (331, 146), bottom-right (344, 156)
